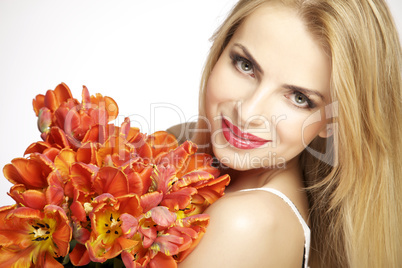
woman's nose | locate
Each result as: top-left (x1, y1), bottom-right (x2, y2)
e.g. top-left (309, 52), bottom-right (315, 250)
top-left (234, 85), bottom-right (273, 128)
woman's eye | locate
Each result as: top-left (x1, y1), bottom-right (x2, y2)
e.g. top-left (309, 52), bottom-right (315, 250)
top-left (239, 60), bottom-right (253, 72)
top-left (286, 91), bottom-right (315, 109)
top-left (235, 58), bottom-right (255, 77)
top-left (230, 53), bottom-right (255, 77)
top-left (295, 93), bottom-right (307, 105)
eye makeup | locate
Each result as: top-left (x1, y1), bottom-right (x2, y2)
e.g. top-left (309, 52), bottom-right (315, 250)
top-left (284, 90), bottom-right (317, 109)
top-left (229, 52), bottom-right (256, 77)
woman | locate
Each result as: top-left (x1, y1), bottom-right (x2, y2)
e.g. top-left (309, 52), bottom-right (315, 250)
top-left (169, 0), bottom-right (402, 267)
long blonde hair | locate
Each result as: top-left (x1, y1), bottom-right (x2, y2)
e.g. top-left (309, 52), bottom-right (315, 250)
top-left (195, 0), bottom-right (402, 267)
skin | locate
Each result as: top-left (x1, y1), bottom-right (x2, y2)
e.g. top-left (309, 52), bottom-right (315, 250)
top-left (179, 3), bottom-right (331, 267)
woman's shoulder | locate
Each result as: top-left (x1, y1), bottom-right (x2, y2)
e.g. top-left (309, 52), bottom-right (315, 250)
top-left (209, 189), bottom-right (302, 225)
top-left (166, 122), bottom-right (196, 143)
top-left (178, 190), bottom-right (305, 268)
top-left (208, 190), bottom-right (306, 243)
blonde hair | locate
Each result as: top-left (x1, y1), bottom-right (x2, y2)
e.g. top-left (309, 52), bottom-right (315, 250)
top-left (195, 0), bottom-right (402, 267)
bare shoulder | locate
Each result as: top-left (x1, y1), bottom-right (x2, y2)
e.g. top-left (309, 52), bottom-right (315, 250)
top-left (166, 122), bottom-right (196, 143)
top-left (178, 190), bottom-right (305, 268)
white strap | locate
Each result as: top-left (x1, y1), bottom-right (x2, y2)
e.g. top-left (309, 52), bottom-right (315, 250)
top-left (240, 188), bottom-right (310, 268)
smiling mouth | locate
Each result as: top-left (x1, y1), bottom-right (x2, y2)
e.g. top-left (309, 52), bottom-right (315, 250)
top-left (221, 116), bottom-right (271, 149)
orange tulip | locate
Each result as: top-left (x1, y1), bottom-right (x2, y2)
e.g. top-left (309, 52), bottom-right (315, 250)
top-left (174, 172), bottom-right (230, 216)
top-left (121, 206), bottom-right (182, 268)
top-left (33, 83), bottom-right (119, 150)
top-left (85, 194), bottom-right (141, 263)
top-left (172, 214), bottom-right (210, 262)
top-left (3, 153), bottom-right (54, 189)
top-left (32, 83), bottom-right (75, 116)
top-left (0, 205), bottom-right (72, 268)
top-left (145, 131), bottom-right (178, 159)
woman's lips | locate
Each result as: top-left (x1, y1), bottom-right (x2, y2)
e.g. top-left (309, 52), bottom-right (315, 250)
top-left (221, 117), bottom-right (271, 149)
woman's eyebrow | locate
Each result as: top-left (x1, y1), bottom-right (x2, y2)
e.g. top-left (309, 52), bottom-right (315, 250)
top-left (283, 84), bottom-right (325, 101)
top-left (233, 43), bottom-right (264, 74)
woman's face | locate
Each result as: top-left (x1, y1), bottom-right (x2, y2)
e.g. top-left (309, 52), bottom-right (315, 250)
top-left (205, 4), bottom-right (332, 171)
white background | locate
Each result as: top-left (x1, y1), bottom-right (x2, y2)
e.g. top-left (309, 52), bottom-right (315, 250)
top-left (0, 0), bottom-right (401, 206)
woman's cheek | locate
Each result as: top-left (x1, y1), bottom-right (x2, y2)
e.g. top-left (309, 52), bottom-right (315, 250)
top-left (276, 111), bottom-right (322, 150)
top-left (206, 62), bottom-right (232, 102)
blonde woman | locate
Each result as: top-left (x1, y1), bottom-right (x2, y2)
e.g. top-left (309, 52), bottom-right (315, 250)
top-left (168, 0), bottom-right (402, 267)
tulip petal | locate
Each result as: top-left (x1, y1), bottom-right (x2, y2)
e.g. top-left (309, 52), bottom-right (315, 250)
top-left (140, 226), bottom-right (157, 248)
top-left (70, 200), bottom-right (87, 222)
top-left (24, 141), bottom-right (51, 155)
top-left (71, 162), bottom-right (97, 194)
top-left (82, 125), bottom-right (103, 143)
top-left (140, 192), bottom-right (163, 213)
top-left (33, 94), bottom-right (45, 116)
top-left (46, 172), bottom-right (64, 206)
top-left (146, 131), bottom-right (178, 158)
top-left (126, 171), bottom-right (144, 196)
top-left (37, 107), bottom-right (52, 134)
top-left (42, 147), bottom-right (61, 162)
top-left (77, 141), bottom-right (99, 164)
top-left (104, 96), bottom-right (119, 121)
top-left (46, 127), bottom-right (70, 149)
top-left (176, 153), bottom-right (220, 178)
top-left (69, 243), bottom-right (91, 266)
top-left (117, 194), bottom-right (143, 218)
top-left (175, 170), bottom-right (214, 189)
top-left (0, 246), bottom-right (35, 267)
top-left (42, 251), bottom-right (64, 268)
top-left (81, 86), bottom-right (91, 107)
top-left (54, 82), bottom-right (73, 104)
top-left (149, 165), bottom-right (177, 194)
top-left (149, 252), bottom-right (177, 268)
top-left (151, 234), bottom-right (183, 256)
top-left (193, 174), bottom-right (230, 204)
top-left (3, 156), bottom-right (52, 189)
top-left (93, 166), bottom-right (129, 197)
top-left (44, 205), bottom-right (72, 256)
top-left (155, 141), bottom-right (197, 174)
top-left (161, 187), bottom-right (197, 211)
top-left (54, 148), bottom-right (76, 180)
top-left (120, 213), bottom-right (139, 239)
top-left (44, 89), bottom-right (58, 112)
top-left (9, 185), bottom-right (47, 210)
top-left (121, 250), bottom-right (137, 268)
top-left (146, 206), bottom-right (176, 227)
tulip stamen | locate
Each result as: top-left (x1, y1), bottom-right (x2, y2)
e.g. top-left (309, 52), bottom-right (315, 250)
top-left (84, 202), bottom-right (93, 214)
top-left (110, 218), bottom-right (119, 228)
top-left (103, 213), bottom-right (122, 237)
top-left (31, 222), bottom-right (51, 242)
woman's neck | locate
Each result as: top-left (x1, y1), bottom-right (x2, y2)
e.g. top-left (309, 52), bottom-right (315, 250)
top-left (222, 157), bottom-right (302, 193)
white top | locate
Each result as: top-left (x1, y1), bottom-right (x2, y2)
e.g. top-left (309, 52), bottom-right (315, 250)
top-left (240, 188), bottom-right (310, 268)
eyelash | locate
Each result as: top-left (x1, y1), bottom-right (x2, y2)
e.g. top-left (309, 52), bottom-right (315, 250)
top-left (286, 91), bottom-right (316, 109)
top-left (230, 53), bottom-right (255, 78)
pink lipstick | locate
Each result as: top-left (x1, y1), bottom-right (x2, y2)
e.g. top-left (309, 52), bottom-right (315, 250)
top-left (221, 117), bottom-right (271, 149)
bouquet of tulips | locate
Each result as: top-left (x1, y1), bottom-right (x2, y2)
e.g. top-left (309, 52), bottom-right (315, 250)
top-left (0, 83), bottom-right (230, 267)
